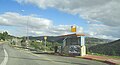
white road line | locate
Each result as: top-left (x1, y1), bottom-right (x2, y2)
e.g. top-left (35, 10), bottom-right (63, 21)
top-left (0, 49), bottom-right (8, 65)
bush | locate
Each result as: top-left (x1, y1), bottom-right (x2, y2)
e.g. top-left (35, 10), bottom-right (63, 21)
top-left (30, 41), bottom-right (61, 51)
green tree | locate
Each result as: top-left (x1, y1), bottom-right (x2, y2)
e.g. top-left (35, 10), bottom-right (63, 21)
top-left (0, 31), bottom-right (9, 41)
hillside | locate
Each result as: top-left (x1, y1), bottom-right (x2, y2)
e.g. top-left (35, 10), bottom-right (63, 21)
top-left (28, 36), bottom-right (111, 44)
top-left (85, 37), bottom-right (112, 48)
top-left (89, 39), bottom-right (120, 56)
top-left (29, 36), bottom-right (60, 42)
top-left (85, 37), bottom-right (111, 44)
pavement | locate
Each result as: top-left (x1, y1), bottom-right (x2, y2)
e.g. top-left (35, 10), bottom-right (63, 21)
top-left (0, 42), bottom-right (110, 65)
top-left (79, 55), bottom-right (120, 65)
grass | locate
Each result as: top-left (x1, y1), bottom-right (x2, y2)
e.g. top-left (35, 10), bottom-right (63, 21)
top-left (88, 52), bottom-right (120, 59)
top-left (106, 56), bottom-right (120, 59)
top-left (0, 41), bottom-right (4, 43)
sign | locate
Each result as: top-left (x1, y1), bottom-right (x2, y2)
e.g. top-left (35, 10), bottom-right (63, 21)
top-left (71, 26), bottom-right (76, 32)
top-left (44, 36), bottom-right (47, 40)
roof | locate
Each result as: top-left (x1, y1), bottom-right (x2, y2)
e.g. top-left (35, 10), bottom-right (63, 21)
top-left (59, 33), bottom-right (85, 37)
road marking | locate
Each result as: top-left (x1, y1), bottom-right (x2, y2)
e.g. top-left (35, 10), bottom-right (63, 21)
top-left (0, 49), bottom-right (8, 65)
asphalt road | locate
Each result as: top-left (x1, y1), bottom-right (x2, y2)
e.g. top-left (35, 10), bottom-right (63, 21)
top-left (0, 43), bottom-right (109, 65)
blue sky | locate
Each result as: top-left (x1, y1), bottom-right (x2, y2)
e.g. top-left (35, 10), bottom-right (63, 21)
top-left (0, 0), bottom-right (88, 36)
top-left (0, 0), bottom-right (88, 26)
top-left (0, 0), bottom-right (120, 40)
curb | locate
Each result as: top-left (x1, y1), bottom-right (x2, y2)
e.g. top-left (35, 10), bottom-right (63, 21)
top-left (11, 46), bottom-right (119, 65)
top-left (76, 57), bottom-right (118, 65)
top-left (43, 53), bottom-right (118, 65)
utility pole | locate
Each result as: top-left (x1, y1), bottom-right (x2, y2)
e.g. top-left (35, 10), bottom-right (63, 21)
top-left (26, 16), bottom-right (29, 48)
top-left (21, 10), bottom-right (29, 48)
top-left (44, 36), bottom-right (47, 52)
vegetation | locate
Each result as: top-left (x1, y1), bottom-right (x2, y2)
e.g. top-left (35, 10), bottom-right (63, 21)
top-left (0, 31), bottom-right (14, 41)
top-left (1, 32), bottom-right (116, 56)
top-left (28, 36), bottom-right (111, 45)
top-left (89, 39), bottom-right (120, 56)
top-left (30, 40), bottom-right (61, 51)
top-left (85, 37), bottom-right (111, 44)
top-left (28, 36), bottom-right (114, 54)
top-left (20, 38), bottom-right (27, 48)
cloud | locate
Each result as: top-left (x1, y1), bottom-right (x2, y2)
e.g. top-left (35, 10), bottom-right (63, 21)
top-left (16, 0), bottom-right (120, 26)
top-left (89, 24), bottom-right (120, 40)
top-left (0, 12), bottom-right (52, 36)
top-left (0, 12), bottom-right (83, 36)
top-left (16, 0), bottom-right (120, 39)
top-left (29, 25), bottom-right (84, 36)
top-left (0, 12), bottom-right (52, 29)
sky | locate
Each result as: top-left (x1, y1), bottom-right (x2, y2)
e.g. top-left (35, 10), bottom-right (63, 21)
top-left (0, 0), bottom-right (120, 40)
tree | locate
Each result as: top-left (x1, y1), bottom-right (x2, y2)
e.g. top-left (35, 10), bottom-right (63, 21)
top-left (0, 33), bottom-right (2, 40)
top-left (3, 31), bottom-right (8, 39)
top-left (3, 31), bottom-right (8, 36)
top-left (21, 38), bottom-right (27, 48)
top-left (0, 31), bottom-right (9, 41)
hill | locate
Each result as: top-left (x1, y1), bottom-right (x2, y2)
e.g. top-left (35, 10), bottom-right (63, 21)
top-left (29, 36), bottom-right (60, 42)
top-left (85, 37), bottom-right (111, 44)
top-left (89, 39), bottom-right (120, 56)
top-left (28, 36), bottom-right (111, 44)
top-left (85, 37), bottom-right (112, 48)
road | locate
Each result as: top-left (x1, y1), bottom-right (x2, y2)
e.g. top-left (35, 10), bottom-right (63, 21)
top-left (0, 43), bottom-right (109, 65)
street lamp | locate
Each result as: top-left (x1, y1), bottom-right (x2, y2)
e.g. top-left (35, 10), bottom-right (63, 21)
top-left (21, 10), bottom-right (29, 48)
